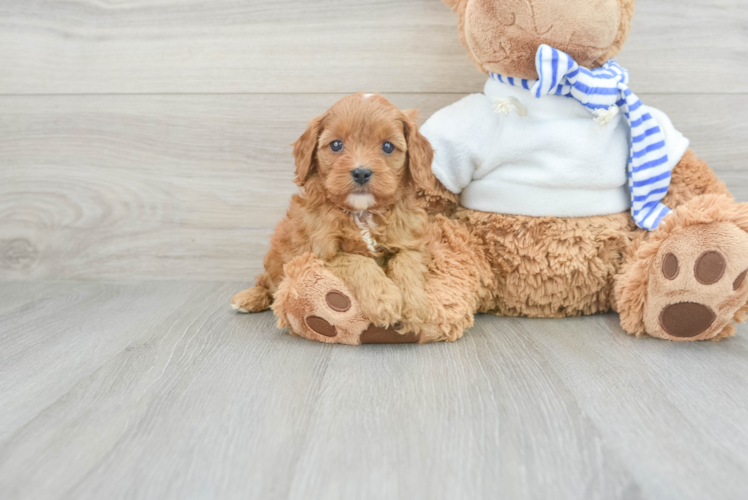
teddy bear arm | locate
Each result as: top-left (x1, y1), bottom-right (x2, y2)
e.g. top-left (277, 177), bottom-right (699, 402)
top-left (416, 180), bottom-right (461, 215)
top-left (417, 93), bottom-right (498, 214)
top-left (662, 149), bottom-right (733, 209)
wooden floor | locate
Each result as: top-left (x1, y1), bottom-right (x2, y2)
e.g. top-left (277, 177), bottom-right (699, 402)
top-left (0, 282), bottom-right (746, 500)
top-left (2, 0), bottom-right (748, 498)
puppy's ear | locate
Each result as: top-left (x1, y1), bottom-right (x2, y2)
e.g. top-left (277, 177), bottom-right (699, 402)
top-left (292, 114), bottom-right (325, 187)
top-left (401, 109), bottom-right (435, 193)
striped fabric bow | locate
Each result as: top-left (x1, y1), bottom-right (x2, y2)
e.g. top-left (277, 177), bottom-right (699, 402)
top-left (490, 44), bottom-right (672, 231)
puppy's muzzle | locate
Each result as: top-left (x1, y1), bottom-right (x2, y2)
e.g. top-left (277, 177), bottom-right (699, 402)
top-left (351, 167), bottom-right (373, 185)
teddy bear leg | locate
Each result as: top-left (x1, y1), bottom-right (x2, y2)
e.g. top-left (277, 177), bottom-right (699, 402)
top-left (615, 194), bottom-right (748, 341)
top-left (272, 253), bottom-right (424, 345)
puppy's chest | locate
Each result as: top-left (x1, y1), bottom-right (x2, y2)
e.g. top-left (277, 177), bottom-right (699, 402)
top-left (343, 212), bottom-right (390, 262)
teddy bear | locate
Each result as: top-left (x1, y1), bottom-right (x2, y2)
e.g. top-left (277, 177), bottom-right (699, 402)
top-left (413, 0), bottom-right (748, 342)
top-left (248, 0), bottom-right (748, 343)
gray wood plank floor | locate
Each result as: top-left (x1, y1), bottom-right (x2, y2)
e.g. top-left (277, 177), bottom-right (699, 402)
top-left (0, 282), bottom-right (747, 500)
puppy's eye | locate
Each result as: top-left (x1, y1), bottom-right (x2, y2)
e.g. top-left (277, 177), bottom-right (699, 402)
top-left (330, 140), bottom-right (343, 152)
top-left (382, 142), bottom-right (395, 154)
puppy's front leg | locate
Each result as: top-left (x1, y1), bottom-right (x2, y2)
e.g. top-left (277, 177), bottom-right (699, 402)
top-left (386, 250), bottom-right (431, 333)
top-left (326, 253), bottom-right (403, 328)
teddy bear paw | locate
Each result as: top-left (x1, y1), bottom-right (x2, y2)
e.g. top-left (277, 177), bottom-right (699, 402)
top-left (293, 288), bottom-right (420, 345)
top-left (644, 221), bottom-right (748, 341)
top-left (272, 254), bottom-right (421, 345)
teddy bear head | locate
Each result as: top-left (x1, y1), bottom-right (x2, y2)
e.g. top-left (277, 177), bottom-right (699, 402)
top-left (444, 0), bottom-right (636, 80)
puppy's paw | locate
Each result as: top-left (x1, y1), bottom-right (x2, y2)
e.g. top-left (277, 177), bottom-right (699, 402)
top-left (397, 287), bottom-right (431, 334)
top-left (231, 287), bottom-right (272, 313)
top-left (355, 281), bottom-right (403, 329)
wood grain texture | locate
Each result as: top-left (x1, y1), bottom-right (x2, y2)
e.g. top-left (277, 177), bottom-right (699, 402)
top-left (0, 0), bottom-right (746, 95)
top-left (0, 282), bottom-right (746, 500)
top-left (2, 93), bottom-right (747, 281)
top-left (0, 282), bottom-right (215, 442)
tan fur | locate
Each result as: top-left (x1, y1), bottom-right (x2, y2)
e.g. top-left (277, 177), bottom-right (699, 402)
top-left (443, 0), bottom-right (635, 79)
top-left (454, 209), bottom-right (636, 318)
top-left (395, 0), bottom-right (748, 343)
top-left (232, 94), bottom-right (494, 342)
top-left (614, 195), bottom-right (748, 340)
top-left (324, 252), bottom-right (405, 328)
top-left (273, 253), bottom-right (373, 345)
top-left (237, 1), bottom-right (748, 344)
top-left (597, 0), bottom-right (636, 66)
top-left (661, 149), bottom-right (732, 206)
top-left (233, 95), bottom-right (430, 323)
top-left (423, 150), bottom-right (733, 320)
top-left (418, 149), bottom-right (748, 341)
top-left (273, 215), bottom-right (495, 344)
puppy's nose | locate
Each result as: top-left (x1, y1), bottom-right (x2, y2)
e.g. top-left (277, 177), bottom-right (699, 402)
top-left (351, 167), bottom-right (373, 185)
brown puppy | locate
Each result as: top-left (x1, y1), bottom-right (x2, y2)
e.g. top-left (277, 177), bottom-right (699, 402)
top-left (231, 93), bottom-right (435, 334)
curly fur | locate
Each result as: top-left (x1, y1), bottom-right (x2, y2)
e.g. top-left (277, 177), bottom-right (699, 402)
top-left (417, 147), bottom-right (748, 341)
top-left (271, 213), bottom-right (495, 344)
top-left (394, 0), bottom-right (748, 342)
top-left (235, 0), bottom-right (748, 344)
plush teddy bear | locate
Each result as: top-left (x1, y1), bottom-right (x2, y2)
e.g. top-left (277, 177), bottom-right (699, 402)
top-left (255, 0), bottom-right (748, 343)
top-left (413, 0), bottom-right (748, 341)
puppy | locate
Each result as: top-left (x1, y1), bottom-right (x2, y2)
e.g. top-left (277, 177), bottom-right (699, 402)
top-left (231, 93), bottom-right (436, 333)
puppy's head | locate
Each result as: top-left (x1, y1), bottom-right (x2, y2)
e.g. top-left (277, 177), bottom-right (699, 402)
top-left (292, 93), bottom-right (434, 212)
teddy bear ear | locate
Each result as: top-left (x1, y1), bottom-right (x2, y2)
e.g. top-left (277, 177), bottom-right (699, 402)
top-left (442, 0), bottom-right (467, 12)
top-left (596, 0), bottom-right (636, 64)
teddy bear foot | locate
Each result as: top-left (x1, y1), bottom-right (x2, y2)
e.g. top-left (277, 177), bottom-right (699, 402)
top-left (272, 253), bottom-right (421, 345)
top-left (617, 195), bottom-right (748, 341)
top-left (644, 222), bottom-right (748, 341)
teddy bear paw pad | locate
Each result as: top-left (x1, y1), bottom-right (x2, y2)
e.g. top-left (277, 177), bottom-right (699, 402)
top-left (301, 292), bottom-right (354, 337)
top-left (359, 323), bottom-right (420, 344)
top-left (324, 291), bottom-right (351, 312)
top-left (280, 279), bottom-right (373, 345)
top-left (305, 316), bottom-right (337, 337)
top-left (645, 222), bottom-right (748, 341)
top-left (659, 302), bottom-right (716, 338)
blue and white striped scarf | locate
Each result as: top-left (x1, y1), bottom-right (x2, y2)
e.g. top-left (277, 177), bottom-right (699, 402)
top-left (490, 44), bottom-right (672, 231)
